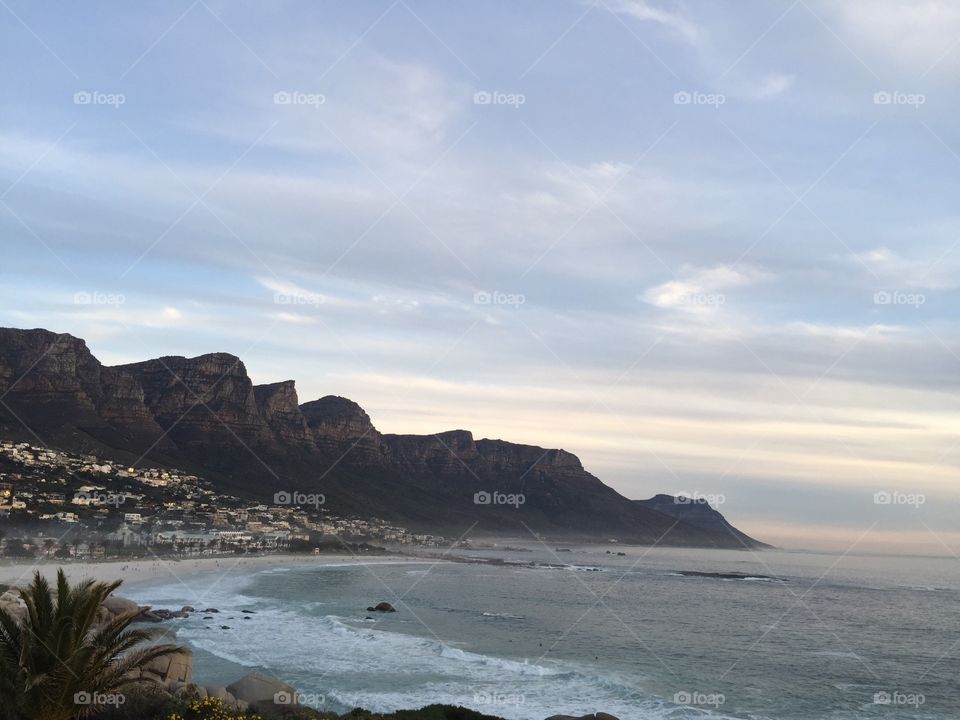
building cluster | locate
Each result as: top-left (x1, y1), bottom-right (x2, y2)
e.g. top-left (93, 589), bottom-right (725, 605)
top-left (0, 439), bottom-right (447, 560)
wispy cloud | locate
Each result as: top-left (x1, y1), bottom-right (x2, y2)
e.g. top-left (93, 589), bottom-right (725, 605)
top-left (603, 0), bottom-right (702, 44)
top-left (641, 264), bottom-right (770, 313)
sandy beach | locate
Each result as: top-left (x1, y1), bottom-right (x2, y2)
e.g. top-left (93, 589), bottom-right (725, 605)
top-left (0, 552), bottom-right (419, 592)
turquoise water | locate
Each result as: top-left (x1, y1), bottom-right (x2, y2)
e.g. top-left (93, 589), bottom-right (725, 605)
top-left (129, 546), bottom-right (958, 719)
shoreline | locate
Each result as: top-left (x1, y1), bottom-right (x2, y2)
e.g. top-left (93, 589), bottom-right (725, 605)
top-left (0, 551), bottom-right (430, 591)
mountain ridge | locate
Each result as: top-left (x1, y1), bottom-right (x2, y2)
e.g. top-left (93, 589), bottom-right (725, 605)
top-left (0, 327), bottom-right (767, 548)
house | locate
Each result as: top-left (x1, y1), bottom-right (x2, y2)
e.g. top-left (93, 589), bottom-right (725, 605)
top-left (107, 524), bottom-right (143, 547)
top-left (216, 530), bottom-right (253, 545)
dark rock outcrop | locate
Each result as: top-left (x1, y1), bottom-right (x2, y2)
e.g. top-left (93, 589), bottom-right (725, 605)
top-left (367, 601), bottom-right (396, 612)
top-left (0, 328), bottom-right (168, 450)
top-left (301, 394), bottom-right (383, 461)
top-left (635, 494), bottom-right (771, 549)
top-left (254, 380), bottom-right (313, 447)
top-left (115, 353), bottom-right (269, 448)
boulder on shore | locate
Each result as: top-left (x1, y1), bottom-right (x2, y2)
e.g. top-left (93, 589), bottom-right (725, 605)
top-left (0, 590), bottom-right (26, 623)
top-left (226, 670), bottom-right (297, 707)
top-left (143, 648), bottom-right (194, 686)
top-left (102, 595), bottom-right (140, 617)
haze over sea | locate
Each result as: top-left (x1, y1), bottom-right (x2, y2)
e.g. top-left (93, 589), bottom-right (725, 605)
top-left (129, 545), bottom-right (957, 720)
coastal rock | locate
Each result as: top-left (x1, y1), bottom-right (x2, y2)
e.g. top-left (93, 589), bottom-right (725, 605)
top-left (205, 686), bottom-right (229, 702)
top-left (366, 602), bottom-right (396, 612)
top-left (141, 670), bottom-right (164, 684)
top-left (226, 671), bottom-right (297, 706)
top-left (139, 607), bottom-right (189, 621)
top-left (674, 570), bottom-right (780, 581)
top-left (103, 595), bottom-right (141, 617)
top-left (0, 592), bottom-right (26, 624)
top-left (144, 649), bottom-right (193, 685)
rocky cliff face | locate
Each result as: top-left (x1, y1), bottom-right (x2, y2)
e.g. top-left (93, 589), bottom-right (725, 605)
top-left (301, 395), bottom-right (383, 461)
top-left (0, 328), bottom-right (102, 411)
top-left (635, 494), bottom-right (771, 549)
top-left (115, 354), bottom-right (269, 448)
top-left (384, 430), bottom-right (479, 473)
top-left (0, 328), bottom-right (167, 448)
top-left (253, 381), bottom-right (313, 447)
top-left (0, 326), bottom-right (767, 548)
top-left (96, 366), bottom-right (171, 445)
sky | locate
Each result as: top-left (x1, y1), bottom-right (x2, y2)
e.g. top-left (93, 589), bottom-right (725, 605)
top-left (2, 0), bottom-right (960, 554)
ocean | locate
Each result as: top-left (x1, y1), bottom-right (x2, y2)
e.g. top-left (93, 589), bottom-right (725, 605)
top-left (127, 546), bottom-right (958, 719)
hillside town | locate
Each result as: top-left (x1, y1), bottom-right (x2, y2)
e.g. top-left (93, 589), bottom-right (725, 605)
top-left (0, 439), bottom-right (449, 560)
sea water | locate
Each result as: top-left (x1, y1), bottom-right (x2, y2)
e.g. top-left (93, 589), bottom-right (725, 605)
top-left (128, 546), bottom-right (958, 719)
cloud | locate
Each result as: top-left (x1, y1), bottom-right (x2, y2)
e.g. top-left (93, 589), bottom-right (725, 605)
top-left (274, 312), bottom-right (315, 325)
top-left (851, 247), bottom-right (959, 289)
top-left (604, 0), bottom-right (702, 44)
top-left (819, 0), bottom-right (960, 72)
top-left (748, 72), bottom-right (795, 99)
top-left (256, 277), bottom-right (327, 307)
top-left (189, 53), bottom-right (467, 162)
top-left (641, 264), bottom-right (770, 312)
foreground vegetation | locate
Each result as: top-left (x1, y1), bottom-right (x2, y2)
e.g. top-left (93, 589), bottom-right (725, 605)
top-left (87, 693), bottom-right (508, 720)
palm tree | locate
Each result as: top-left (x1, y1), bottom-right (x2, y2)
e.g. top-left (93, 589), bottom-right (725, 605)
top-left (0, 569), bottom-right (183, 720)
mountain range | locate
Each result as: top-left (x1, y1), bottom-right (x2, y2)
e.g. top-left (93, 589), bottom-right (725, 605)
top-left (0, 327), bottom-right (768, 548)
